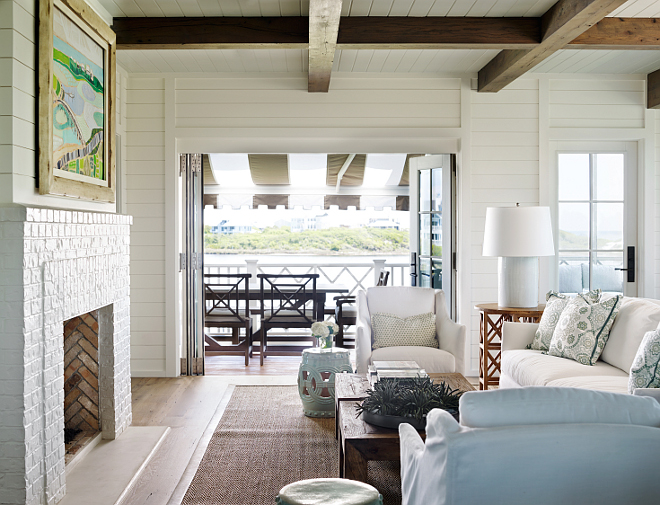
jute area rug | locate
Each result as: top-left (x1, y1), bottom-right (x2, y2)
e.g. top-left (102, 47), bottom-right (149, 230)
top-left (181, 385), bottom-right (402, 505)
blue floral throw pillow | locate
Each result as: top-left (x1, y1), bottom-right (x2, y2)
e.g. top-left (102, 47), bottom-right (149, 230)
top-left (629, 330), bottom-right (660, 394)
top-left (548, 291), bottom-right (622, 366)
top-left (530, 291), bottom-right (570, 351)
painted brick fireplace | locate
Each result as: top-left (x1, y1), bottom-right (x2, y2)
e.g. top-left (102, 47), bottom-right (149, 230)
top-left (0, 207), bottom-right (133, 505)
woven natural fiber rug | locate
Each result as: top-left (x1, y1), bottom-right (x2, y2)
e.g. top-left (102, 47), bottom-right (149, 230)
top-left (181, 385), bottom-right (401, 505)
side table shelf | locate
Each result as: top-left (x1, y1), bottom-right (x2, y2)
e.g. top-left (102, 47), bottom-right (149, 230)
top-left (475, 303), bottom-right (545, 390)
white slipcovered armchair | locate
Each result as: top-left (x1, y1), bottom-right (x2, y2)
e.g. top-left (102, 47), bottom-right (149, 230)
top-left (355, 287), bottom-right (465, 374)
top-left (399, 387), bottom-right (660, 505)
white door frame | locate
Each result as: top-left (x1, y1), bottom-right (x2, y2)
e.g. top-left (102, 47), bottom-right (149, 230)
top-left (548, 140), bottom-right (641, 297)
top-left (166, 124), bottom-right (461, 375)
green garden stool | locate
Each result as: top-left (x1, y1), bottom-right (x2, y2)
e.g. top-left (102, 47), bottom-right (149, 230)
top-left (276, 478), bottom-right (383, 505)
top-left (298, 348), bottom-right (353, 417)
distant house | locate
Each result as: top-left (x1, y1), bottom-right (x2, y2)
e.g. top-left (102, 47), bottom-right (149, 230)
top-left (367, 218), bottom-right (400, 230)
top-left (291, 216), bottom-right (318, 232)
top-left (211, 220), bottom-right (252, 235)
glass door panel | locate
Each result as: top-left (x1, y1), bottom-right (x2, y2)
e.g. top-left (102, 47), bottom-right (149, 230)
top-left (556, 146), bottom-right (636, 296)
top-left (431, 169), bottom-right (442, 212)
top-left (419, 169), bottom-right (431, 212)
top-left (431, 258), bottom-right (443, 289)
top-left (410, 154), bottom-right (456, 317)
top-left (419, 214), bottom-right (431, 256)
top-left (419, 258), bottom-right (431, 288)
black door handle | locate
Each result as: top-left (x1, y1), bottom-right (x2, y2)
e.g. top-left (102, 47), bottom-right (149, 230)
top-left (616, 246), bottom-right (635, 282)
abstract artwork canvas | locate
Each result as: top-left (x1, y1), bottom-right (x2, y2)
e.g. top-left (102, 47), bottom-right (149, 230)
top-left (52, 8), bottom-right (106, 185)
top-left (39, 0), bottom-right (116, 202)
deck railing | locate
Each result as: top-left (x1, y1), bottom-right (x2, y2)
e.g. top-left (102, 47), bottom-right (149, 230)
top-left (204, 256), bottom-right (410, 344)
top-left (204, 256), bottom-right (410, 295)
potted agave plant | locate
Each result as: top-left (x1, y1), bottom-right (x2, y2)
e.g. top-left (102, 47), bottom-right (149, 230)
top-left (311, 321), bottom-right (339, 351)
top-left (356, 377), bottom-right (464, 430)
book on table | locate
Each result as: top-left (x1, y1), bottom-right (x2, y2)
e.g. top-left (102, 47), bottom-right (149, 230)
top-left (369, 361), bottom-right (428, 385)
top-left (372, 361), bottom-right (420, 370)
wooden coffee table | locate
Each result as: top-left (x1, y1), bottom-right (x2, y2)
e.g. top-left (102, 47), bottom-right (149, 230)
top-left (334, 372), bottom-right (475, 482)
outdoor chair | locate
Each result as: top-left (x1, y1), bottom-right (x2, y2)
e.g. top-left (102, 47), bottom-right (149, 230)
top-left (334, 270), bottom-right (389, 348)
top-left (355, 286), bottom-right (465, 374)
top-left (258, 273), bottom-right (319, 366)
top-left (204, 273), bottom-right (254, 366)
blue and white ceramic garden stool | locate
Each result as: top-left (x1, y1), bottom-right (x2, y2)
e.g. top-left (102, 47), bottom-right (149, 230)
top-left (297, 348), bottom-right (353, 418)
top-left (276, 478), bottom-right (383, 505)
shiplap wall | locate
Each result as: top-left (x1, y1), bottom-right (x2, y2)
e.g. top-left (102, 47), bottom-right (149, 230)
top-left (549, 79), bottom-right (646, 129)
top-left (656, 113), bottom-right (660, 299)
top-left (0, 0), bottom-right (34, 205)
top-left (122, 72), bottom-right (659, 377)
top-left (469, 79), bottom-right (540, 372)
top-left (174, 75), bottom-right (461, 131)
top-left (124, 77), bottom-right (167, 375)
top-left (0, 0), bottom-right (116, 211)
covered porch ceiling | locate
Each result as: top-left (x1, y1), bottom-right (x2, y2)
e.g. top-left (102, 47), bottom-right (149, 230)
top-left (202, 152), bottom-right (415, 209)
top-left (101, 0), bottom-right (660, 106)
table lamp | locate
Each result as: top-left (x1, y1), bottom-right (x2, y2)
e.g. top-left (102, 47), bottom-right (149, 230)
top-left (482, 204), bottom-right (555, 308)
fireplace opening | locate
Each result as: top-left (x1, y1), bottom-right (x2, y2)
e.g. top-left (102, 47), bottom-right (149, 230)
top-left (63, 310), bottom-right (101, 464)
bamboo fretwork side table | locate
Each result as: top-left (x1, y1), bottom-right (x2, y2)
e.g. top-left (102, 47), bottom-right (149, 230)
top-left (475, 303), bottom-right (545, 390)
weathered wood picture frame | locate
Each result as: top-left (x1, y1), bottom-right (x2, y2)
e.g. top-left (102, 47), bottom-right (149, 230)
top-left (38, 0), bottom-right (116, 202)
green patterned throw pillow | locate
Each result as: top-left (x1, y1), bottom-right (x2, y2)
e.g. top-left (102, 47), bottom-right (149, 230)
top-left (371, 312), bottom-right (438, 350)
top-left (629, 330), bottom-right (660, 393)
top-left (548, 291), bottom-right (622, 366)
top-left (530, 291), bottom-right (570, 351)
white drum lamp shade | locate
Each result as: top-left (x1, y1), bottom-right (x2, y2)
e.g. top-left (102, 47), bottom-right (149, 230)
top-left (483, 205), bottom-right (555, 308)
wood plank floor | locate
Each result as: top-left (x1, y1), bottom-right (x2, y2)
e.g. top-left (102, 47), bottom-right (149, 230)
top-left (124, 358), bottom-right (477, 505)
top-left (204, 354), bottom-right (304, 375)
top-left (125, 377), bottom-right (231, 505)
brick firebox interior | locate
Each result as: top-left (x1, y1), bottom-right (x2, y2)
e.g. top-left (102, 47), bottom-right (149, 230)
top-left (64, 310), bottom-right (101, 463)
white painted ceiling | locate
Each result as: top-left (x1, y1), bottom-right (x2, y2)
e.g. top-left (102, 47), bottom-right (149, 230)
top-left (100, 0), bottom-right (660, 18)
top-left (102, 0), bottom-right (660, 75)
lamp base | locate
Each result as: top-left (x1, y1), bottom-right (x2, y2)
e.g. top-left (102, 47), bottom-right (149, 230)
top-left (498, 257), bottom-right (539, 308)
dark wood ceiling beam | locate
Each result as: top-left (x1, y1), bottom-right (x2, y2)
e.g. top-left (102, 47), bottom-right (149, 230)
top-left (337, 17), bottom-right (540, 49)
top-left (478, 0), bottom-right (630, 92)
top-left (648, 69), bottom-right (660, 109)
top-left (308, 0), bottom-right (343, 92)
top-left (569, 17), bottom-right (660, 49)
top-left (112, 16), bottom-right (308, 49)
top-left (113, 16), bottom-right (660, 51)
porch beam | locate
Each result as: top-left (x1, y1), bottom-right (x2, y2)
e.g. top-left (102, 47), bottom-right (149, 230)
top-left (308, 0), bottom-right (343, 92)
top-left (477, 0), bottom-right (630, 93)
top-left (113, 16), bottom-right (660, 51)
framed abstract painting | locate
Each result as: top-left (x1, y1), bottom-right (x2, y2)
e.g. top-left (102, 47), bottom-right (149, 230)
top-left (38, 0), bottom-right (116, 202)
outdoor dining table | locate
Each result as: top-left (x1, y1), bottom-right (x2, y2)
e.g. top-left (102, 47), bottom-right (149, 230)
top-left (206, 282), bottom-right (349, 323)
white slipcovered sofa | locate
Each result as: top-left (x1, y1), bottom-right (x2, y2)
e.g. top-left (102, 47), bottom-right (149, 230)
top-left (399, 387), bottom-right (660, 505)
top-left (501, 296), bottom-right (660, 394)
top-left (355, 287), bottom-right (465, 374)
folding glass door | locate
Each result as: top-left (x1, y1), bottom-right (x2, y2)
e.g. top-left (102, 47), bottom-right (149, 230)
top-left (180, 154), bottom-right (204, 375)
top-left (409, 155), bottom-right (456, 317)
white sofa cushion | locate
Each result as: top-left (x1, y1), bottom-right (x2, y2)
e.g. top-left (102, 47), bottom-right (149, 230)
top-left (549, 292), bottom-right (621, 365)
top-left (502, 349), bottom-right (627, 387)
top-left (546, 375), bottom-right (629, 394)
top-left (370, 312), bottom-right (437, 349)
top-left (370, 346), bottom-right (455, 373)
top-left (459, 387), bottom-right (660, 428)
top-left (601, 297), bottom-right (660, 372)
top-left (400, 408), bottom-right (660, 505)
top-left (629, 329), bottom-right (660, 393)
top-left (530, 291), bottom-right (570, 351)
